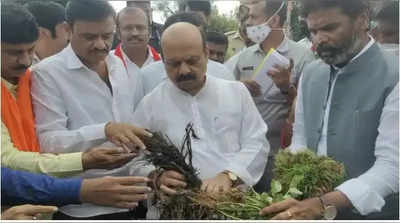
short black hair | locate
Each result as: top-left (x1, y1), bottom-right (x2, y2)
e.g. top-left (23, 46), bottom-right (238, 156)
top-left (300, 0), bottom-right (368, 19)
top-left (375, 1), bottom-right (399, 30)
top-left (25, 1), bottom-right (66, 38)
top-left (185, 0), bottom-right (211, 17)
top-left (264, 0), bottom-right (287, 27)
top-left (163, 12), bottom-right (206, 33)
top-left (206, 31), bottom-right (228, 48)
top-left (65, 0), bottom-right (116, 26)
top-left (116, 7), bottom-right (149, 28)
top-left (1, 3), bottom-right (39, 44)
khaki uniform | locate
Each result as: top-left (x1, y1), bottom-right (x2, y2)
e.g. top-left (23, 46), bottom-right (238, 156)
top-left (225, 30), bottom-right (246, 60)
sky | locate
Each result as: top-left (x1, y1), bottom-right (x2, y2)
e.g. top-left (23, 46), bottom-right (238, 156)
top-left (109, 1), bottom-right (240, 23)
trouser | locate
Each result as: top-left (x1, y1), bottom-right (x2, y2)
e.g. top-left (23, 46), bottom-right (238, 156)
top-left (253, 155), bottom-right (275, 193)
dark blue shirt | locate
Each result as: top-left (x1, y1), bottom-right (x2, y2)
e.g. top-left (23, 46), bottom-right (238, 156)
top-left (1, 167), bottom-right (82, 206)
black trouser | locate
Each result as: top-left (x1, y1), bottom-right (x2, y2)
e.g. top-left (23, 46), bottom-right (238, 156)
top-left (53, 202), bottom-right (147, 220)
top-left (253, 156), bottom-right (274, 193)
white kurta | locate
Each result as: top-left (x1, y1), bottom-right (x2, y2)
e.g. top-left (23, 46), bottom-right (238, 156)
top-left (132, 75), bottom-right (269, 186)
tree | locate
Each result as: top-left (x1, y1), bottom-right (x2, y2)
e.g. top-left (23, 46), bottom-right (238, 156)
top-left (208, 4), bottom-right (238, 33)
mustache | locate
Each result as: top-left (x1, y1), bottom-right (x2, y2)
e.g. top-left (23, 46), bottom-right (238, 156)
top-left (176, 73), bottom-right (196, 82)
top-left (92, 49), bottom-right (109, 54)
top-left (127, 35), bottom-right (145, 42)
top-left (316, 44), bottom-right (341, 55)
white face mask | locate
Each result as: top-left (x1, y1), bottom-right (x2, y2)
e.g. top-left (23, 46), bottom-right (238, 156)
top-left (246, 2), bottom-right (285, 44)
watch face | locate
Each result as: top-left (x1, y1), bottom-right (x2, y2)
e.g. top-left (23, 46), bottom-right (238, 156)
top-left (324, 205), bottom-right (337, 220)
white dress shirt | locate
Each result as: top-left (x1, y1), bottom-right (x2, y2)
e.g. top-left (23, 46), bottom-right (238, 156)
top-left (290, 38), bottom-right (399, 215)
top-left (111, 45), bottom-right (158, 76)
top-left (32, 44), bottom-right (145, 153)
top-left (132, 75), bottom-right (269, 186)
top-left (141, 59), bottom-right (236, 95)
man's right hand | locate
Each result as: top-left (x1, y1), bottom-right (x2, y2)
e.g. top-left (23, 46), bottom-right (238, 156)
top-left (157, 170), bottom-right (187, 195)
top-left (80, 176), bottom-right (152, 209)
top-left (1, 205), bottom-right (58, 220)
top-left (82, 147), bottom-right (137, 170)
top-left (105, 122), bottom-right (152, 151)
top-left (241, 80), bottom-right (261, 97)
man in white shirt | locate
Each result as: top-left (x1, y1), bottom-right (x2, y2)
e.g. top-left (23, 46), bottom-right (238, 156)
top-left (31, 0), bottom-right (154, 219)
top-left (112, 7), bottom-right (161, 75)
top-left (141, 12), bottom-right (235, 95)
top-left (133, 22), bottom-right (269, 194)
top-left (260, 0), bottom-right (398, 220)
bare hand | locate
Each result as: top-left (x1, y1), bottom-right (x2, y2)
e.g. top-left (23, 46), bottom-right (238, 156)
top-left (259, 197), bottom-right (323, 220)
top-left (267, 59), bottom-right (294, 92)
top-left (1, 204), bottom-right (58, 220)
top-left (80, 176), bottom-right (152, 209)
top-left (105, 122), bottom-right (152, 150)
top-left (201, 173), bottom-right (232, 193)
top-left (82, 147), bottom-right (137, 170)
top-left (158, 170), bottom-right (187, 195)
top-left (241, 80), bottom-right (261, 97)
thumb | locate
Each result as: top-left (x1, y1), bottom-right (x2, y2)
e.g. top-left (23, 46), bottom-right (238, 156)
top-left (24, 205), bottom-right (58, 215)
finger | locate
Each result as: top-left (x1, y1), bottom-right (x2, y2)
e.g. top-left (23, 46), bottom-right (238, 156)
top-left (117, 135), bottom-right (132, 148)
top-left (121, 144), bottom-right (132, 153)
top-left (113, 176), bottom-right (151, 185)
top-left (24, 206), bottom-right (58, 215)
top-left (160, 184), bottom-right (177, 195)
top-left (114, 202), bottom-right (138, 209)
top-left (118, 193), bottom-right (149, 203)
top-left (260, 198), bottom-right (297, 216)
top-left (271, 210), bottom-right (293, 220)
top-left (164, 177), bottom-right (187, 188)
top-left (132, 126), bottom-right (153, 138)
top-left (165, 171), bottom-right (186, 181)
top-left (128, 131), bottom-right (147, 150)
top-left (119, 185), bottom-right (152, 194)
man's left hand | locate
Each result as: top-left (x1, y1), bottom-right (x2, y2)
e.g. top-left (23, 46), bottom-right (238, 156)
top-left (267, 59), bottom-right (294, 92)
top-left (201, 173), bottom-right (232, 193)
top-left (259, 197), bottom-right (323, 220)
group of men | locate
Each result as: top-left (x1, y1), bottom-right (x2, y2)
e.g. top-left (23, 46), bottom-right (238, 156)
top-left (1, 0), bottom-right (398, 221)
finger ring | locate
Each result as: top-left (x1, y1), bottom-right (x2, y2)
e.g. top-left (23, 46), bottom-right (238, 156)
top-left (286, 210), bottom-right (292, 218)
top-left (32, 216), bottom-right (37, 220)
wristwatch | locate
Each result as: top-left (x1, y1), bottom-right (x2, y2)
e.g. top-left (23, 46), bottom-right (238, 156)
top-left (318, 196), bottom-right (337, 220)
top-left (221, 170), bottom-right (239, 187)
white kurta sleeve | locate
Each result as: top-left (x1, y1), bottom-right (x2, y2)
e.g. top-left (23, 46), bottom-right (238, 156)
top-left (336, 84), bottom-right (399, 215)
top-left (225, 83), bottom-right (269, 186)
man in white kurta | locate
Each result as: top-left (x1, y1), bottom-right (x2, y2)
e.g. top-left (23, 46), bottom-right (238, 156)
top-left (132, 22), bottom-right (269, 193)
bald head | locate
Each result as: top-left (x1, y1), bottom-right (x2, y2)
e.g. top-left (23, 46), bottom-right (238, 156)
top-left (161, 22), bottom-right (208, 96)
top-left (161, 22), bottom-right (206, 56)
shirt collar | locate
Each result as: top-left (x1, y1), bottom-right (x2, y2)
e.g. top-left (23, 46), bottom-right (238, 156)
top-left (65, 44), bottom-right (86, 69)
top-left (65, 44), bottom-right (117, 74)
top-left (121, 45), bottom-right (154, 66)
top-left (253, 36), bottom-right (289, 55)
top-left (2, 78), bottom-right (18, 97)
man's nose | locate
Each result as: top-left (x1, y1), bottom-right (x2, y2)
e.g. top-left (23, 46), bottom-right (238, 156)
top-left (17, 52), bottom-right (32, 67)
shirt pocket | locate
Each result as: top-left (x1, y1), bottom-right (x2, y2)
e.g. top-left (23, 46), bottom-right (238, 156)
top-left (262, 84), bottom-right (286, 103)
top-left (212, 113), bottom-right (241, 153)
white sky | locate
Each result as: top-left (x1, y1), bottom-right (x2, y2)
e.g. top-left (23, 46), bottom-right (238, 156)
top-left (109, 1), bottom-right (239, 23)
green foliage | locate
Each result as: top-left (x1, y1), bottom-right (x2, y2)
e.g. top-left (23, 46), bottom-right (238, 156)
top-left (208, 5), bottom-right (238, 33)
top-left (273, 149), bottom-right (346, 199)
top-left (289, 2), bottom-right (309, 42)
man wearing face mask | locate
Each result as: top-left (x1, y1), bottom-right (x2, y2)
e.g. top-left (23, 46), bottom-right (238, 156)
top-left (113, 7), bottom-right (161, 75)
top-left (233, 0), bottom-right (314, 192)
